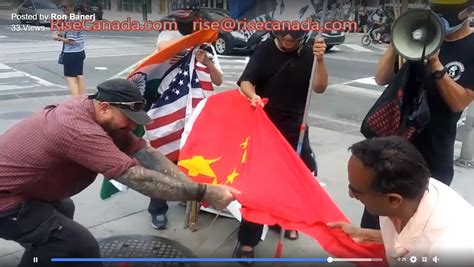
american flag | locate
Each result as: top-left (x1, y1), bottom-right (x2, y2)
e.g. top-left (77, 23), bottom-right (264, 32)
top-left (145, 46), bottom-right (215, 162)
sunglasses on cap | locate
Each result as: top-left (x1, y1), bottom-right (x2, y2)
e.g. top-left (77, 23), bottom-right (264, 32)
top-left (273, 30), bottom-right (307, 40)
top-left (108, 101), bottom-right (146, 111)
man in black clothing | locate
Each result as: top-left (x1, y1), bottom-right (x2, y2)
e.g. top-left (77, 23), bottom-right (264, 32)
top-left (235, 29), bottom-right (328, 263)
top-left (364, 0), bottom-right (474, 230)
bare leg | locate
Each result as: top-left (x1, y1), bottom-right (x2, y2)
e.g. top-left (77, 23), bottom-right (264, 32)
top-left (65, 76), bottom-right (80, 97)
top-left (77, 75), bottom-right (86, 96)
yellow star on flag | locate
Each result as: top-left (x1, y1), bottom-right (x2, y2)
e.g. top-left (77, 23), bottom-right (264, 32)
top-left (178, 156), bottom-right (221, 178)
top-left (241, 137), bottom-right (250, 149)
top-left (241, 150), bottom-right (247, 163)
top-left (226, 169), bottom-right (239, 184)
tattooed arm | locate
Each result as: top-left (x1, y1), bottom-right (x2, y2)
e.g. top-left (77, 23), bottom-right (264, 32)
top-left (114, 147), bottom-right (240, 210)
top-left (132, 146), bottom-right (189, 182)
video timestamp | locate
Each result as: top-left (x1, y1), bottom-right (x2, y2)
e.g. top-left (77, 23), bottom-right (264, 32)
top-left (11, 24), bottom-right (47, 32)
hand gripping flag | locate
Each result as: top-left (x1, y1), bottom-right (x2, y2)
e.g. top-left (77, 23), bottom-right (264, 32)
top-left (178, 89), bottom-right (387, 265)
top-left (99, 29), bottom-right (218, 200)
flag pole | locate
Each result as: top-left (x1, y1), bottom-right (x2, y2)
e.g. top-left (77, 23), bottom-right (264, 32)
top-left (274, 0), bottom-right (329, 260)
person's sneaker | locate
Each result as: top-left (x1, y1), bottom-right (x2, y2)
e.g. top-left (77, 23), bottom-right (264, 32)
top-left (234, 244), bottom-right (254, 266)
top-left (151, 214), bottom-right (168, 230)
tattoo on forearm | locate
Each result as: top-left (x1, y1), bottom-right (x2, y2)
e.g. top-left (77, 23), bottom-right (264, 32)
top-left (133, 147), bottom-right (190, 182)
top-left (114, 165), bottom-right (201, 201)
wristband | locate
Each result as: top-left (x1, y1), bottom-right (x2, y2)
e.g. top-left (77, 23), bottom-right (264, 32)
top-left (196, 184), bottom-right (207, 201)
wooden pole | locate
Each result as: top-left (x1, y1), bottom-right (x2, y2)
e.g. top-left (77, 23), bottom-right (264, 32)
top-left (184, 201), bottom-right (191, 229)
top-left (189, 200), bottom-right (199, 232)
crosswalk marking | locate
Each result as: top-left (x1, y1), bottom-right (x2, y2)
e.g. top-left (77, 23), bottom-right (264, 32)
top-left (0, 63), bottom-right (64, 92)
top-left (0, 72), bottom-right (24, 79)
top-left (18, 69), bottom-right (56, 87)
top-left (347, 77), bottom-right (378, 86)
top-left (341, 44), bottom-right (373, 52)
top-left (0, 64), bottom-right (11, 70)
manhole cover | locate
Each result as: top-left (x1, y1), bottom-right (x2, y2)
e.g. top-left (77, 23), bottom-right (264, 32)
top-left (98, 235), bottom-right (200, 267)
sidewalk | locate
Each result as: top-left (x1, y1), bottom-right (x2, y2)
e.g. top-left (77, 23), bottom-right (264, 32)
top-left (0, 95), bottom-right (473, 267)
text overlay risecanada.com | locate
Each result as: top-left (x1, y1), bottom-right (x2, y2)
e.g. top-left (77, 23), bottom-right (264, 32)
top-left (50, 17), bottom-right (358, 32)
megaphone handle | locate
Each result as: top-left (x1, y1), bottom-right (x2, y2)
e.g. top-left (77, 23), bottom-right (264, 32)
top-left (420, 9), bottom-right (433, 61)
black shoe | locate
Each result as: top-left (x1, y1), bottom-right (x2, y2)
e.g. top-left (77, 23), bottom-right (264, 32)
top-left (235, 245), bottom-right (254, 266)
top-left (150, 214), bottom-right (168, 230)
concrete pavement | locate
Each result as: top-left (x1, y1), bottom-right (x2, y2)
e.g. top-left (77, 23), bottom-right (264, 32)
top-left (0, 93), bottom-right (473, 267)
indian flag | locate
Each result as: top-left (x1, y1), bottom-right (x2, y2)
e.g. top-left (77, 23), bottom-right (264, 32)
top-left (100, 29), bottom-right (219, 200)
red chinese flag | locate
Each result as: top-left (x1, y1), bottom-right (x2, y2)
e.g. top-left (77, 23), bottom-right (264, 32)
top-left (178, 89), bottom-right (386, 265)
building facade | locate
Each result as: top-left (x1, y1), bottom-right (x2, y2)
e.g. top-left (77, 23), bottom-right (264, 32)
top-left (108, 0), bottom-right (227, 14)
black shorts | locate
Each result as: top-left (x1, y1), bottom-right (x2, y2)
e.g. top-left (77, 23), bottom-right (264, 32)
top-left (63, 50), bottom-right (86, 77)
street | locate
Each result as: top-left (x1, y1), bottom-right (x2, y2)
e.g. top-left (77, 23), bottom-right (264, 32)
top-left (0, 17), bottom-right (388, 130)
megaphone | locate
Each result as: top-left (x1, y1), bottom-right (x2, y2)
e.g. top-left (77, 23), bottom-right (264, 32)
top-left (392, 8), bottom-right (445, 61)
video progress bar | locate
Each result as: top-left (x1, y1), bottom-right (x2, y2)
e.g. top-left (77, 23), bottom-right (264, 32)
top-left (50, 257), bottom-right (384, 263)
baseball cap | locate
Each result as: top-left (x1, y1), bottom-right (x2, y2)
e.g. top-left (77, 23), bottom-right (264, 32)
top-left (89, 78), bottom-right (152, 125)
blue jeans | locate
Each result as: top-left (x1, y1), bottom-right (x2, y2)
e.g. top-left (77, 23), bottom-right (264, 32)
top-left (0, 198), bottom-right (101, 267)
top-left (148, 198), bottom-right (168, 216)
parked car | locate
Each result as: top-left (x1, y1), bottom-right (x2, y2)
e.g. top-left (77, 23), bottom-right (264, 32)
top-left (17, 0), bottom-right (62, 25)
top-left (162, 7), bottom-right (345, 55)
top-left (161, 8), bottom-right (268, 55)
top-left (307, 14), bottom-right (346, 52)
top-left (75, 0), bottom-right (103, 20)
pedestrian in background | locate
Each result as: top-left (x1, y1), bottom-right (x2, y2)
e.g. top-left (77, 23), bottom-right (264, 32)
top-left (358, 6), bottom-right (369, 34)
top-left (52, 0), bottom-right (86, 97)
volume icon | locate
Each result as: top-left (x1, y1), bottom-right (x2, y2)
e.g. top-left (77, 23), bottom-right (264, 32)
top-left (33, 257), bottom-right (38, 263)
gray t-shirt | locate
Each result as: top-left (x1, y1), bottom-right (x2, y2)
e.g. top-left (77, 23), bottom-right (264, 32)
top-left (63, 30), bottom-right (85, 53)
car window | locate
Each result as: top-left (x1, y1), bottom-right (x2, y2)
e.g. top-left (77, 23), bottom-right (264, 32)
top-left (34, 1), bottom-right (58, 9)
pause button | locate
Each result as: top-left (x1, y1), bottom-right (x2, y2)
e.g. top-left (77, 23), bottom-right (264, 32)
top-left (33, 257), bottom-right (38, 263)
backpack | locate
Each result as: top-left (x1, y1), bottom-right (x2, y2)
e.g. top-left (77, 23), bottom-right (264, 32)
top-left (360, 61), bottom-right (431, 141)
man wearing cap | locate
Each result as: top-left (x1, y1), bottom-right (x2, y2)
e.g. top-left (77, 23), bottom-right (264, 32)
top-left (235, 4), bottom-right (329, 260)
top-left (362, 0), bottom-right (474, 230)
top-left (146, 2), bottom-right (223, 230)
top-left (0, 78), bottom-right (238, 267)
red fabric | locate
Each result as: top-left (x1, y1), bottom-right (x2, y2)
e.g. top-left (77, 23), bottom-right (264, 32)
top-left (178, 89), bottom-right (387, 265)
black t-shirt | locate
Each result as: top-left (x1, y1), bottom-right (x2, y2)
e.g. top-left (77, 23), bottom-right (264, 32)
top-left (412, 32), bottom-right (474, 182)
top-left (237, 38), bottom-right (314, 116)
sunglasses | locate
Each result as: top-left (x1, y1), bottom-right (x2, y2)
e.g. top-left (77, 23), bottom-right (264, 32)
top-left (273, 30), bottom-right (307, 40)
top-left (108, 101), bottom-right (146, 111)
top-left (348, 184), bottom-right (384, 199)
